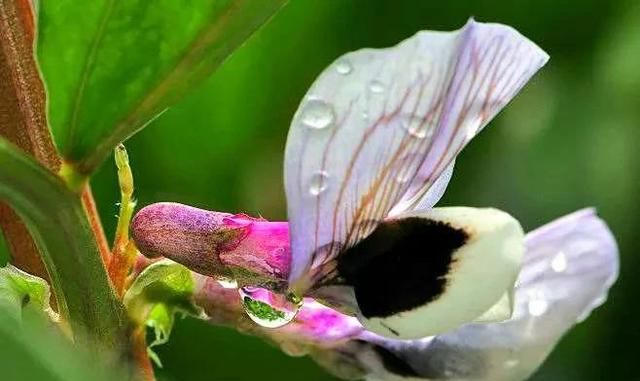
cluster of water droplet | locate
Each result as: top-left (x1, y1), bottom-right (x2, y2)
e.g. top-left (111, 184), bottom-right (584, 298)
top-left (239, 286), bottom-right (303, 328)
top-left (526, 251), bottom-right (569, 317)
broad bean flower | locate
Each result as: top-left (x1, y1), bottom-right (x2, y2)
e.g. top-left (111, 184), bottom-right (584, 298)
top-left (132, 19), bottom-right (619, 380)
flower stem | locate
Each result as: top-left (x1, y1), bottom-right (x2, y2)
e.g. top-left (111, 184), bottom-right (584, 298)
top-left (81, 184), bottom-right (112, 265)
top-left (0, 0), bottom-right (59, 287)
top-left (132, 325), bottom-right (156, 381)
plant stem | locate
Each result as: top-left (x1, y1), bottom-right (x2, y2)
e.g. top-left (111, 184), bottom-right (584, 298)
top-left (132, 325), bottom-right (156, 381)
top-left (0, 0), bottom-right (59, 285)
top-left (0, 138), bottom-right (129, 356)
top-left (81, 184), bottom-right (112, 265)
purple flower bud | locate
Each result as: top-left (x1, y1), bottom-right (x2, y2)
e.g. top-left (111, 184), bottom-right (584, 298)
top-left (131, 202), bottom-right (291, 289)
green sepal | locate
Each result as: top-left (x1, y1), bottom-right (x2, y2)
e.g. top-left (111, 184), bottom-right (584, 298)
top-left (124, 259), bottom-right (205, 366)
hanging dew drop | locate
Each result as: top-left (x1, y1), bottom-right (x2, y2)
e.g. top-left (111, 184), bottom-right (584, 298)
top-left (309, 170), bottom-right (329, 196)
top-left (238, 286), bottom-right (302, 328)
top-left (335, 59), bottom-right (353, 75)
top-left (300, 99), bottom-right (335, 130)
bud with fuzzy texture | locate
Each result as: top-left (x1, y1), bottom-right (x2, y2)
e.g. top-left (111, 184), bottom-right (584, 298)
top-left (131, 202), bottom-right (290, 290)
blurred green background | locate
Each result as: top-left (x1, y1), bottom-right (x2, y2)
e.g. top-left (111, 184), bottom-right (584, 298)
top-left (3, 0), bottom-right (639, 380)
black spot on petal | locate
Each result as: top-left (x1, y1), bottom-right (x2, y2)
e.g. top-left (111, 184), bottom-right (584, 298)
top-left (337, 217), bottom-right (468, 318)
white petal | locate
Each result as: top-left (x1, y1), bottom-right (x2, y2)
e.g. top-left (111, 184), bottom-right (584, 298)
top-left (351, 209), bottom-right (618, 381)
top-left (473, 288), bottom-right (515, 323)
top-left (355, 207), bottom-right (524, 339)
top-left (285, 19), bottom-right (549, 288)
top-left (390, 161), bottom-right (455, 216)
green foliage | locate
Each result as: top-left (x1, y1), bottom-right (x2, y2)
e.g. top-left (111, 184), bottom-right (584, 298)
top-left (37, 0), bottom-right (287, 174)
top-left (0, 305), bottom-right (125, 381)
top-left (0, 264), bottom-right (55, 321)
top-left (0, 138), bottom-right (127, 353)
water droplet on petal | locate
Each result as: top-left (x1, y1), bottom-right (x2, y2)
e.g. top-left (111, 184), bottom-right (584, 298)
top-left (369, 80), bottom-right (385, 94)
top-left (402, 116), bottom-right (433, 139)
top-left (395, 165), bottom-right (413, 184)
top-left (527, 291), bottom-right (549, 317)
top-left (465, 115), bottom-right (484, 140)
top-left (216, 277), bottom-right (238, 289)
top-left (239, 287), bottom-right (302, 329)
top-left (335, 59), bottom-right (353, 75)
top-left (300, 99), bottom-right (335, 130)
top-left (309, 171), bottom-right (329, 196)
top-left (503, 359), bottom-right (520, 369)
top-left (576, 309), bottom-right (590, 323)
top-left (550, 251), bottom-right (568, 273)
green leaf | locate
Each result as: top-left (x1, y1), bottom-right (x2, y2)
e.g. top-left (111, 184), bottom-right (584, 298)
top-left (0, 138), bottom-right (127, 354)
top-left (37, 0), bottom-right (288, 175)
top-left (0, 305), bottom-right (127, 381)
top-left (0, 264), bottom-right (56, 322)
top-left (124, 259), bottom-right (204, 365)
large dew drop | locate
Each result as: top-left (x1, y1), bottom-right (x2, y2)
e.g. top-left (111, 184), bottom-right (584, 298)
top-left (300, 99), bottom-right (335, 130)
top-left (239, 286), bottom-right (302, 328)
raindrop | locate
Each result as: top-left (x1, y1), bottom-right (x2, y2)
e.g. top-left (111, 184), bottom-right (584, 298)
top-left (527, 292), bottom-right (549, 317)
top-left (576, 309), bottom-right (590, 323)
top-left (402, 116), bottom-right (433, 139)
top-left (503, 359), bottom-right (520, 369)
top-left (369, 80), bottom-right (385, 94)
top-left (395, 162), bottom-right (414, 184)
top-left (300, 99), bottom-right (335, 130)
top-left (550, 251), bottom-right (568, 273)
top-left (465, 116), bottom-right (483, 140)
top-left (239, 287), bottom-right (302, 328)
top-left (216, 277), bottom-right (238, 289)
top-left (309, 171), bottom-right (329, 196)
top-left (335, 59), bottom-right (353, 75)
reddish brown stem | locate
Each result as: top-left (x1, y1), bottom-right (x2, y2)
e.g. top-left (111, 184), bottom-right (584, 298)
top-left (82, 184), bottom-right (112, 265)
top-left (0, 0), bottom-right (59, 284)
top-left (109, 241), bottom-right (138, 297)
top-left (131, 326), bottom-right (156, 381)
